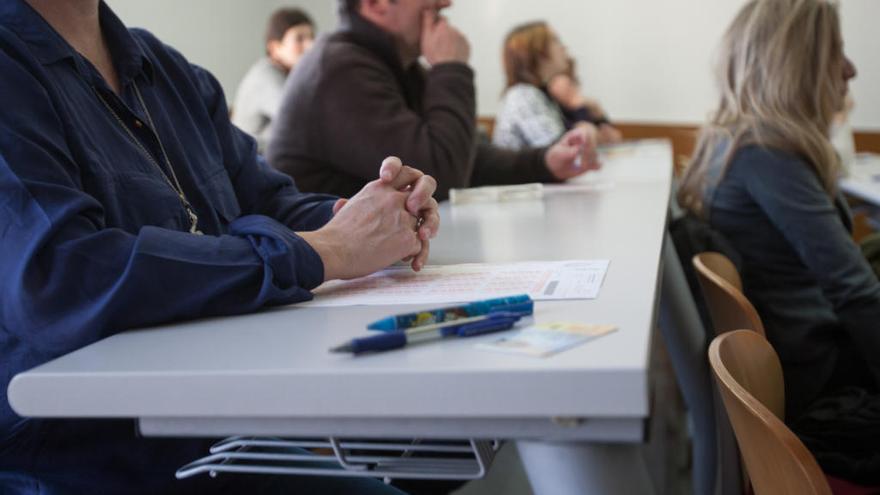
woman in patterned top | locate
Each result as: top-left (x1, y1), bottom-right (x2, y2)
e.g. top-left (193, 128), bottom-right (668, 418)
top-left (493, 21), bottom-right (621, 150)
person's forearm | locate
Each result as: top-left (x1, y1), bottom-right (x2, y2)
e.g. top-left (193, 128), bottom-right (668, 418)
top-left (470, 144), bottom-right (558, 187)
top-left (2, 217), bottom-right (323, 358)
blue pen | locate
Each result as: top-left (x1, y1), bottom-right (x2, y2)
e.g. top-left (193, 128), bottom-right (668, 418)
top-left (367, 294), bottom-right (533, 331)
top-left (330, 312), bottom-right (523, 354)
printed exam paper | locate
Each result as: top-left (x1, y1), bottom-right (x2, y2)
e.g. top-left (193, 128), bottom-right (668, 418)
top-left (306, 260), bottom-right (610, 307)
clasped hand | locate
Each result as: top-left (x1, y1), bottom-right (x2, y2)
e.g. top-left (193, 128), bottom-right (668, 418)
top-left (300, 157), bottom-right (439, 281)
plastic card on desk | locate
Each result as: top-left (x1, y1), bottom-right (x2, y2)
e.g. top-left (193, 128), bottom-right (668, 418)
top-left (476, 322), bottom-right (617, 357)
top-left (449, 183), bottom-right (543, 204)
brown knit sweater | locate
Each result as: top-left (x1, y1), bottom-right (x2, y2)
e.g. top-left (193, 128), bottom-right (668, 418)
top-left (266, 8), bottom-right (557, 201)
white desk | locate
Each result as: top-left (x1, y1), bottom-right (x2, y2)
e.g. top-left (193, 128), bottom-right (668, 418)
top-left (840, 153), bottom-right (880, 205)
top-left (8, 140), bottom-right (673, 494)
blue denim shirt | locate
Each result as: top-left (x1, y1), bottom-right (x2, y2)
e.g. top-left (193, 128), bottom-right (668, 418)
top-left (0, 0), bottom-right (337, 481)
top-left (707, 144), bottom-right (880, 418)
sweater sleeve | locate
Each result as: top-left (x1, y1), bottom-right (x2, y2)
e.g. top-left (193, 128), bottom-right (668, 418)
top-left (313, 56), bottom-right (479, 199)
top-left (471, 144), bottom-right (558, 187)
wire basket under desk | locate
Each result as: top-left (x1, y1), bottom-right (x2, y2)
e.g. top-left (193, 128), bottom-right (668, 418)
top-left (176, 436), bottom-right (501, 481)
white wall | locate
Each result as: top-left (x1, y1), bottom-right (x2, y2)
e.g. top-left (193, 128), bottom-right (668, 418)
top-left (450, 0), bottom-right (746, 125)
top-left (108, 0), bottom-right (880, 130)
top-left (451, 0), bottom-right (879, 131)
top-left (839, 0), bottom-right (880, 131)
top-left (108, 0), bottom-right (273, 105)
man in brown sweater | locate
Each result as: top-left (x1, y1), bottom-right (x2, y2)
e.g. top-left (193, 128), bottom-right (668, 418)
top-left (267, 0), bottom-right (600, 201)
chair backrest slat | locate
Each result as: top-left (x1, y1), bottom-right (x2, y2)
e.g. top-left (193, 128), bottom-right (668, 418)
top-left (709, 330), bottom-right (830, 495)
top-left (693, 252), bottom-right (765, 336)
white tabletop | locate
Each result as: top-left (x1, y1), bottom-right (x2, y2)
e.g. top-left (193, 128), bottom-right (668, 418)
top-left (840, 153), bottom-right (880, 205)
top-left (8, 140), bottom-right (673, 439)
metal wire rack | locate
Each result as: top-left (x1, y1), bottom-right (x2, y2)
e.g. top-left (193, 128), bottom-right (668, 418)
top-left (176, 436), bottom-right (501, 481)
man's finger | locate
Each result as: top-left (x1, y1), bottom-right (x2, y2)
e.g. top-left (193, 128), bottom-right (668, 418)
top-left (418, 198), bottom-right (440, 239)
top-left (332, 198), bottom-right (348, 215)
top-left (412, 238), bottom-right (430, 272)
top-left (379, 156), bottom-right (403, 182)
top-left (388, 166), bottom-right (425, 192)
top-left (563, 127), bottom-right (587, 146)
top-left (405, 175), bottom-right (436, 215)
top-left (421, 9), bottom-right (436, 38)
top-left (580, 148), bottom-right (600, 171)
top-left (560, 144), bottom-right (580, 163)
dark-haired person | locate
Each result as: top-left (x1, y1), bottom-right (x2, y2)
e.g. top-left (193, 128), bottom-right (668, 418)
top-left (0, 0), bottom-right (439, 493)
top-left (678, 0), bottom-right (880, 485)
top-left (232, 7), bottom-right (315, 152)
top-left (267, 0), bottom-right (600, 201)
top-left (493, 21), bottom-right (620, 151)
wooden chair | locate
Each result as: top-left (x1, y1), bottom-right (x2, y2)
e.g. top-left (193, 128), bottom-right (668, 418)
top-left (709, 330), bottom-right (831, 495)
top-left (693, 252), bottom-right (765, 336)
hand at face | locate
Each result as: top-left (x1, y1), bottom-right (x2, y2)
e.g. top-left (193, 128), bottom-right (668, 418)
top-left (420, 10), bottom-right (470, 65)
top-left (544, 125), bottom-right (601, 180)
top-left (547, 74), bottom-right (586, 110)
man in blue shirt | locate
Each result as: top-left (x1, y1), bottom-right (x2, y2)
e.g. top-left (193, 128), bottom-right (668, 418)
top-left (0, 0), bottom-right (438, 493)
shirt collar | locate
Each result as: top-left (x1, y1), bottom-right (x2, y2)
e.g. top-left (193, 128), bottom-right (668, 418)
top-left (0, 0), bottom-right (154, 85)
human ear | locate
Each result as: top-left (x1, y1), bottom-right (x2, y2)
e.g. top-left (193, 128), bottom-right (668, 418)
top-left (266, 40), bottom-right (281, 58)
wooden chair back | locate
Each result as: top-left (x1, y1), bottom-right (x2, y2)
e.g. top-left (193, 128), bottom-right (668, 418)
top-left (709, 330), bottom-right (831, 495)
top-left (693, 252), bottom-right (765, 336)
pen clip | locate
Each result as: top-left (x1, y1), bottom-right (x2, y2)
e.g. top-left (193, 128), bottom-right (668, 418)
top-left (494, 300), bottom-right (533, 316)
top-left (435, 312), bottom-right (518, 337)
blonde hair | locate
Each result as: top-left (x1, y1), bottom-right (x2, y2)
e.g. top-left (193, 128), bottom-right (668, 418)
top-left (678, 0), bottom-right (846, 217)
top-left (502, 21), bottom-right (553, 89)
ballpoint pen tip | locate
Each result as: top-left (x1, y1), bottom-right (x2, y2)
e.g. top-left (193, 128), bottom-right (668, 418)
top-left (329, 343), bottom-right (353, 353)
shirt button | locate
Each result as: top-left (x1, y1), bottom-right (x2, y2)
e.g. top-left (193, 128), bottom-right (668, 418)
top-left (134, 119), bottom-right (143, 128)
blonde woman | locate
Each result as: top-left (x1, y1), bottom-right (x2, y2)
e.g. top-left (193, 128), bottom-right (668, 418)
top-left (679, 0), bottom-right (880, 484)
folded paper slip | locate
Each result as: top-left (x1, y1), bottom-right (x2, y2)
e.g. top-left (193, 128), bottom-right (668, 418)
top-left (449, 183), bottom-right (543, 204)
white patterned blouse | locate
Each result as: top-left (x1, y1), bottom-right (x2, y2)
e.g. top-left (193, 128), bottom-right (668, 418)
top-left (492, 83), bottom-right (566, 150)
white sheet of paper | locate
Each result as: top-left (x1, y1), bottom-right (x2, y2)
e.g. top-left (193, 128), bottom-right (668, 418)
top-left (306, 260), bottom-right (610, 307)
top-left (476, 322), bottom-right (618, 358)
